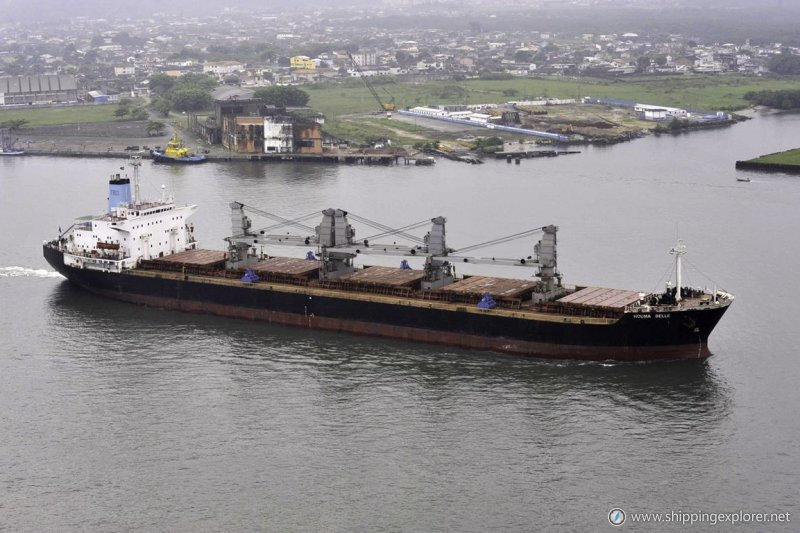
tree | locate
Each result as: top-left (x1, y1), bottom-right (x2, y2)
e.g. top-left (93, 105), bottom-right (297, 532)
top-left (152, 97), bottom-right (173, 117)
top-left (253, 86), bottom-right (310, 107)
top-left (170, 87), bottom-right (213, 112)
top-left (130, 108), bottom-right (148, 120)
top-left (395, 50), bottom-right (411, 66)
top-left (637, 56), bottom-right (651, 70)
top-left (0, 119), bottom-right (28, 130)
top-left (146, 121), bottom-right (166, 136)
top-left (513, 50), bottom-right (535, 64)
top-left (768, 52), bottom-right (800, 75)
top-left (114, 106), bottom-right (129, 118)
top-left (259, 49), bottom-right (277, 63)
top-left (62, 43), bottom-right (78, 62)
top-left (175, 73), bottom-right (217, 92)
top-left (149, 73), bottom-right (217, 115)
top-left (745, 89), bottom-right (800, 109)
top-left (148, 74), bottom-right (176, 96)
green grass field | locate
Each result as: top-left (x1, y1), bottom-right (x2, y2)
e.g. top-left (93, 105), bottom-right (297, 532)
top-left (750, 148), bottom-right (800, 166)
top-left (0, 105), bottom-right (123, 127)
top-left (307, 75), bottom-right (800, 118)
top-left (324, 117), bottom-right (428, 146)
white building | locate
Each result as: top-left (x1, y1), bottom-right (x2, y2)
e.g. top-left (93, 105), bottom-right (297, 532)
top-left (409, 106), bottom-right (448, 117)
top-left (264, 117), bottom-right (293, 153)
top-left (348, 68), bottom-right (391, 77)
top-left (634, 103), bottom-right (687, 118)
top-left (203, 61), bottom-right (246, 76)
top-left (114, 65), bottom-right (135, 77)
top-left (351, 51), bottom-right (377, 66)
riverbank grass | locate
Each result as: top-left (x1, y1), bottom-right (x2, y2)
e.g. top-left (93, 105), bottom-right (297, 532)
top-left (307, 74), bottom-right (800, 119)
top-left (749, 148), bottom-right (800, 166)
top-left (0, 105), bottom-right (122, 127)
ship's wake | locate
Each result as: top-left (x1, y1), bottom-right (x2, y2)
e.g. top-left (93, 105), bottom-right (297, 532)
top-left (0, 266), bottom-right (64, 279)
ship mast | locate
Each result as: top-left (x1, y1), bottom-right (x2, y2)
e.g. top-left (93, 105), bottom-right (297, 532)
top-left (129, 155), bottom-right (142, 206)
top-left (670, 240), bottom-right (687, 302)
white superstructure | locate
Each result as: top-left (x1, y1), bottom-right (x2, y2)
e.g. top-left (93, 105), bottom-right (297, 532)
top-left (59, 158), bottom-right (197, 273)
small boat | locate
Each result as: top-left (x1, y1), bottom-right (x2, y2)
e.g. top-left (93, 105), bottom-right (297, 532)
top-left (737, 176), bottom-right (751, 182)
top-left (0, 130), bottom-right (24, 156)
top-left (151, 133), bottom-right (206, 164)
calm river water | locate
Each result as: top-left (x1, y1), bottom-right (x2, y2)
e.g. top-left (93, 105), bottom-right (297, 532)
top-left (1, 111), bottom-right (799, 531)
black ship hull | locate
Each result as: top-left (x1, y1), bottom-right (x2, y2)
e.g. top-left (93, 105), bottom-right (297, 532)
top-left (44, 245), bottom-right (730, 361)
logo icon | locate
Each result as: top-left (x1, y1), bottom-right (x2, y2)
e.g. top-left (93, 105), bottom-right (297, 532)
top-left (608, 508), bottom-right (626, 526)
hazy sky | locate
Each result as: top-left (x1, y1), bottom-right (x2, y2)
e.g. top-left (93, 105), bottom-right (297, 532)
top-left (1, 0), bottom-right (799, 27)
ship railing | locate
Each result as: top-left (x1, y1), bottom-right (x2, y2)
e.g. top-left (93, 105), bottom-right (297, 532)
top-left (226, 269), bottom-right (311, 287)
top-left (138, 260), bottom-right (225, 278)
top-left (318, 279), bottom-right (414, 298)
top-left (66, 249), bottom-right (127, 261)
top-left (536, 302), bottom-right (624, 319)
top-left (418, 289), bottom-right (524, 309)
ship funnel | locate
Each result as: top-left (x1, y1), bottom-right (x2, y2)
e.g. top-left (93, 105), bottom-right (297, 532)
top-left (108, 175), bottom-right (132, 214)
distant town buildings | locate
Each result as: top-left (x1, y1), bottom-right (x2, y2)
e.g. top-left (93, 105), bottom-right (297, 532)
top-left (0, 6), bottom-right (795, 108)
top-left (290, 56), bottom-right (316, 70)
top-left (113, 65), bottom-right (135, 77)
top-left (203, 61), bottom-right (246, 78)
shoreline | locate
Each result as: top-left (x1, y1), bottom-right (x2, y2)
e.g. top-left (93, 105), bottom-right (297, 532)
top-left (735, 160), bottom-right (800, 174)
top-left (13, 148), bottom-right (427, 166)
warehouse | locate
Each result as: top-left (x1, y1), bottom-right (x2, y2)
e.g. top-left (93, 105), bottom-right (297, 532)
top-left (0, 75), bottom-right (78, 106)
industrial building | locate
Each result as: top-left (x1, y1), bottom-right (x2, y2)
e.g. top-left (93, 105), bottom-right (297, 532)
top-left (0, 75), bottom-right (78, 106)
top-left (200, 86), bottom-right (324, 154)
top-left (224, 116), bottom-right (265, 153)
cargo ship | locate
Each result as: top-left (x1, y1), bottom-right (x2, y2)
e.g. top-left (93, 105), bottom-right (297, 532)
top-left (151, 133), bottom-right (206, 163)
top-left (43, 159), bottom-right (733, 361)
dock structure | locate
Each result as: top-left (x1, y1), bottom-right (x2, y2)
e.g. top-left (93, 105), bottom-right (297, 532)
top-left (396, 109), bottom-right (571, 142)
top-left (22, 149), bottom-right (419, 165)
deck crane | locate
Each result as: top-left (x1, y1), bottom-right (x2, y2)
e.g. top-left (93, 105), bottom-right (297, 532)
top-left (226, 203), bottom-right (562, 297)
top-left (346, 51), bottom-right (396, 118)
